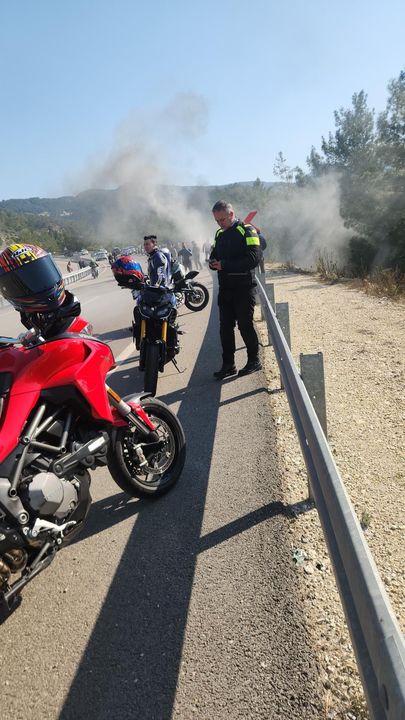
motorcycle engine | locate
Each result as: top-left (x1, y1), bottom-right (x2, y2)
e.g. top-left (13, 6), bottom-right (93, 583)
top-left (27, 472), bottom-right (78, 520)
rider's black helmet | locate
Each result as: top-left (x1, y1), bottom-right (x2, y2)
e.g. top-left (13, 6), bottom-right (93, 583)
top-left (0, 243), bottom-right (65, 312)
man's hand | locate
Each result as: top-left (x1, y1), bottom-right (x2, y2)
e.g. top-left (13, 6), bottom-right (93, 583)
top-left (209, 259), bottom-right (222, 271)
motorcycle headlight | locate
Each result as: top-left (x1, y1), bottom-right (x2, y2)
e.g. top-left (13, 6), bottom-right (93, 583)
top-left (156, 306), bottom-right (170, 317)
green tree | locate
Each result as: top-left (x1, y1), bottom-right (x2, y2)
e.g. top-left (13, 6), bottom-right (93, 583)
top-left (376, 70), bottom-right (405, 268)
top-left (273, 152), bottom-right (295, 184)
top-left (305, 91), bottom-right (385, 272)
top-left (319, 91), bottom-right (375, 169)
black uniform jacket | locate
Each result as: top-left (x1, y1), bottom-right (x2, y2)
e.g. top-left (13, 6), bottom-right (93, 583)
top-left (210, 220), bottom-right (261, 289)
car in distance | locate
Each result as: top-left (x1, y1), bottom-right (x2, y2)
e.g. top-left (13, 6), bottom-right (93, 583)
top-left (93, 250), bottom-right (109, 261)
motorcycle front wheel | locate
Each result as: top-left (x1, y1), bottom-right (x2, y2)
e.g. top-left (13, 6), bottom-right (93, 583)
top-left (144, 343), bottom-right (160, 396)
top-left (108, 398), bottom-right (186, 497)
top-left (184, 282), bottom-right (209, 311)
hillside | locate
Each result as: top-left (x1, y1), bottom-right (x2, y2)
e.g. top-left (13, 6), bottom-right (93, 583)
top-left (0, 180), bottom-right (278, 253)
top-left (0, 181), bottom-right (277, 227)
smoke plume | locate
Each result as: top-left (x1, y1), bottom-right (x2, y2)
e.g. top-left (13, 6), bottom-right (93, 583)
top-left (260, 173), bottom-right (352, 269)
top-left (69, 92), bottom-right (213, 249)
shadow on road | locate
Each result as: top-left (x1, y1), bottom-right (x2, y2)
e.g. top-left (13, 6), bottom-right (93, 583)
top-left (97, 327), bottom-right (133, 343)
top-left (59, 294), bottom-right (223, 720)
top-left (59, 278), bottom-right (323, 718)
top-left (73, 494), bottom-right (292, 551)
top-left (70, 493), bottom-right (146, 545)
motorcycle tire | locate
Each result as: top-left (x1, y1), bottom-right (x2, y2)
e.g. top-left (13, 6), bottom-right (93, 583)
top-left (184, 282), bottom-right (209, 312)
top-left (144, 343), bottom-right (160, 396)
top-left (108, 397), bottom-right (186, 497)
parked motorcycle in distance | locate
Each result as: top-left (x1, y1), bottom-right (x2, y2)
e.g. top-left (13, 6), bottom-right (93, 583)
top-left (133, 284), bottom-right (181, 396)
top-left (171, 261), bottom-right (209, 312)
top-left (0, 314), bottom-right (186, 620)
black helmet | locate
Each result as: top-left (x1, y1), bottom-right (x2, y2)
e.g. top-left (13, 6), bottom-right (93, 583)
top-left (20, 290), bottom-right (81, 337)
top-left (0, 243), bottom-right (65, 312)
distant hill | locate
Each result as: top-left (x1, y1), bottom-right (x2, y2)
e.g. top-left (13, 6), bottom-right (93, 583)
top-left (0, 180), bottom-right (280, 253)
top-left (0, 182), bottom-right (278, 228)
top-left (0, 188), bottom-right (119, 227)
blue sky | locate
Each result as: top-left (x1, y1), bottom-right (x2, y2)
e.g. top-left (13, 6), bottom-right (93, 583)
top-left (1, 0), bottom-right (404, 200)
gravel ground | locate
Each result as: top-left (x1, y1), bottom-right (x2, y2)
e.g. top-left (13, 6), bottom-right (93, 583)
top-left (256, 268), bottom-right (405, 720)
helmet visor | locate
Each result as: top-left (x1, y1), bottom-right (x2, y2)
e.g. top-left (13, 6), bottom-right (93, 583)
top-left (0, 255), bottom-right (62, 301)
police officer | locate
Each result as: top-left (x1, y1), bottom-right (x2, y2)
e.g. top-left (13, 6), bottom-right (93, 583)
top-left (209, 201), bottom-right (262, 379)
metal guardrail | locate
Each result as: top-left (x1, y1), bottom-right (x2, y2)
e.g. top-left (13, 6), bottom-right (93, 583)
top-left (63, 266), bottom-right (92, 286)
top-left (256, 273), bottom-right (405, 720)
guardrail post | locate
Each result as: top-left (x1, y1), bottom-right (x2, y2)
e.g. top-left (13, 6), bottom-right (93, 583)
top-left (275, 302), bottom-right (290, 388)
top-left (275, 302), bottom-right (291, 348)
top-left (264, 282), bottom-right (275, 312)
top-left (299, 352), bottom-right (328, 438)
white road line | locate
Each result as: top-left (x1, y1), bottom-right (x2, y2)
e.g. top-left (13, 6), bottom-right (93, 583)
top-left (114, 339), bottom-right (135, 364)
top-left (107, 339), bottom-right (136, 375)
top-left (81, 296), bottom-right (101, 307)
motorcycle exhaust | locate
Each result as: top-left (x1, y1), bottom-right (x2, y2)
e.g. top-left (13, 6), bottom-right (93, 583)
top-left (1, 548), bottom-right (55, 611)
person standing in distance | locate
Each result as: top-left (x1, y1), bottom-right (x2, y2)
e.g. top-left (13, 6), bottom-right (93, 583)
top-left (178, 243), bottom-right (193, 272)
top-left (191, 241), bottom-right (203, 270)
top-left (143, 234), bottom-right (172, 287)
top-left (209, 200), bottom-right (262, 379)
top-left (203, 241), bottom-right (212, 262)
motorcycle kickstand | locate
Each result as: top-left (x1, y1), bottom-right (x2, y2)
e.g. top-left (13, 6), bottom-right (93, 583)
top-left (171, 357), bottom-right (186, 374)
top-left (0, 592), bottom-right (22, 624)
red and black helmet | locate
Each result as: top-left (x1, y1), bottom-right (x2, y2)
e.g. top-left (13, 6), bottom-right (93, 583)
top-left (0, 243), bottom-right (65, 313)
top-left (111, 255), bottom-right (144, 287)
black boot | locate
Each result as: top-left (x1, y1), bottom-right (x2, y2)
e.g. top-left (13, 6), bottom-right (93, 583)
top-left (213, 364), bottom-right (237, 380)
top-left (237, 359), bottom-right (262, 377)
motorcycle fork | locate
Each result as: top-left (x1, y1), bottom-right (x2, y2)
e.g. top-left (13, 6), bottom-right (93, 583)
top-left (138, 320), bottom-right (147, 369)
top-left (159, 321), bottom-right (168, 370)
top-left (106, 386), bottom-right (157, 439)
top-left (138, 316), bottom-right (167, 372)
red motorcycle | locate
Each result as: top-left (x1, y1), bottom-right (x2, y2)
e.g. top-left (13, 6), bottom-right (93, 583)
top-left (0, 314), bottom-right (185, 619)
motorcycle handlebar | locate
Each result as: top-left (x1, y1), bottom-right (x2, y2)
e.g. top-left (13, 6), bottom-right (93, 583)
top-left (0, 328), bottom-right (43, 347)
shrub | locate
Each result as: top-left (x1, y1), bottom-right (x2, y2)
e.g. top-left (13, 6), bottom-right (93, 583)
top-left (315, 251), bottom-right (344, 283)
top-left (362, 267), bottom-right (405, 298)
top-left (348, 236), bottom-right (378, 277)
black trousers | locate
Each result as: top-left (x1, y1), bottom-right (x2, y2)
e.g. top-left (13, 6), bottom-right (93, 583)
top-left (218, 286), bottom-right (259, 366)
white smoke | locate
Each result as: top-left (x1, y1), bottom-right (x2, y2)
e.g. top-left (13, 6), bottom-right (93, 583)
top-left (69, 92), bottom-right (213, 249)
top-left (262, 173), bottom-right (352, 268)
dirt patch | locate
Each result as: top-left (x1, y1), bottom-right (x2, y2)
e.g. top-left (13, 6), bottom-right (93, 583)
top-left (256, 267), bottom-right (405, 719)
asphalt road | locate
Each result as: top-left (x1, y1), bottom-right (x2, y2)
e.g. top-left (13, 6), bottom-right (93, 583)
top-left (0, 262), bottom-right (324, 719)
